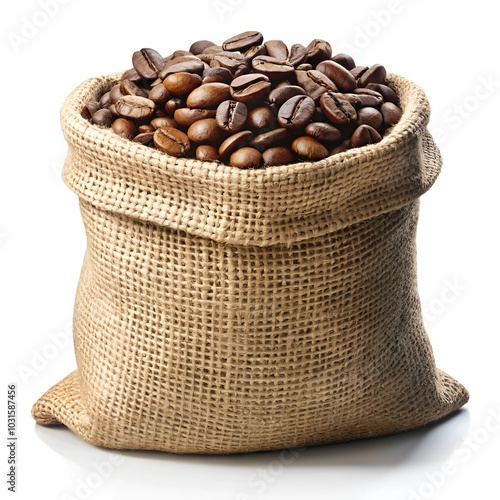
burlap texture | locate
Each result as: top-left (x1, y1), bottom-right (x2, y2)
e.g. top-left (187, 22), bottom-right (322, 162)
top-left (32, 73), bottom-right (468, 453)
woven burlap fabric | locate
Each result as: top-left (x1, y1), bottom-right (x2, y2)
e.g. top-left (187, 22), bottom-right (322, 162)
top-left (32, 73), bottom-right (468, 453)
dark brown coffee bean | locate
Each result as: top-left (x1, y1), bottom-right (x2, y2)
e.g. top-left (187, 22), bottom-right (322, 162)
top-left (243, 44), bottom-right (268, 61)
top-left (216, 100), bottom-right (248, 133)
top-left (350, 124), bottom-right (382, 148)
top-left (163, 72), bottom-right (202, 96)
top-left (202, 45), bottom-right (224, 55)
top-left (230, 73), bottom-right (271, 103)
top-left (252, 56), bottom-right (295, 79)
top-left (250, 128), bottom-right (289, 151)
top-left (164, 97), bottom-right (184, 116)
top-left (351, 88), bottom-right (384, 108)
top-left (133, 132), bottom-right (155, 146)
top-left (108, 104), bottom-right (119, 117)
top-left (331, 53), bottom-right (356, 71)
top-left (187, 118), bottom-right (223, 144)
top-left (132, 48), bottom-right (165, 80)
top-left (92, 108), bottom-right (113, 127)
top-left (120, 79), bottom-right (148, 98)
top-left (277, 95), bottom-right (315, 129)
top-left (268, 85), bottom-right (306, 108)
top-left (316, 60), bottom-right (357, 93)
top-left (319, 92), bottom-right (357, 124)
top-left (288, 44), bottom-right (308, 67)
top-left (358, 64), bottom-right (387, 87)
top-left (110, 84), bottom-right (124, 104)
top-left (295, 70), bottom-right (337, 101)
top-left (115, 96), bottom-right (156, 120)
top-left (262, 147), bottom-right (294, 166)
top-left (163, 54), bottom-right (203, 69)
top-left (202, 67), bottom-right (233, 84)
top-left (148, 84), bottom-right (170, 105)
top-left (158, 59), bottom-right (205, 80)
top-left (189, 40), bottom-right (216, 55)
top-left (305, 122), bottom-right (342, 142)
top-left (230, 147), bottom-right (262, 168)
top-left (247, 105), bottom-right (275, 129)
top-left (365, 83), bottom-right (399, 105)
top-left (99, 92), bottom-right (111, 109)
top-left (196, 145), bottom-right (219, 161)
top-left (356, 107), bottom-right (383, 129)
top-left (154, 127), bottom-right (190, 156)
top-left (305, 39), bottom-right (332, 65)
top-left (112, 118), bottom-right (137, 140)
top-left (174, 108), bottom-right (217, 127)
top-left (219, 130), bottom-right (253, 158)
top-left (121, 67), bottom-right (142, 83)
top-left (296, 63), bottom-right (313, 71)
top-left (209, 52), bottom-right (249, 74)
top-left (264, 40), bottom-right (288, 60)
top-left (186, 83), bottom-right (231, 109)
top-left (82, 101), bottom-right (100, 120)
top-left (138, 124), bottom-right (155, 133)
top-left (350, 66), bottom-right (369, 80)
top-left (150, 116), bottom-right (178, 129)
top-left (292, 136), bottom-right (329, 160)
top-left (222, 31), bottom-right (264, 52)
top-left (381, 102), bottom-right (402, 126)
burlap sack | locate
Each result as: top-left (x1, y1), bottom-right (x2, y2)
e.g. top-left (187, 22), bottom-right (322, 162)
top-left (32, 73), bottom-right (468, 454)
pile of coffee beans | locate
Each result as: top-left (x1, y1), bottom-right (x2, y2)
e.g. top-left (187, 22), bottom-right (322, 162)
top-left (83, 31), bottom-right (402, 168)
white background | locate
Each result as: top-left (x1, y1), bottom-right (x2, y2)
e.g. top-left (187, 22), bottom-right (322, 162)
top-left (1, 1), bottom-right (499, 499)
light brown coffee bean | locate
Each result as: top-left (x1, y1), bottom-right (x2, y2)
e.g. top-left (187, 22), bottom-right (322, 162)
top-left (247, 105), bottom-right (275, 129)
top-left (154, 127), bottom-right (190, 156)
top-left (381, 102), bottom-right (403, 126)
top-left (186, 83), bottom-right (231, 109)
top-left (163, 72), bottom-right (202, 96)
top-left (92, 108), bottom-right (113, 127)
top-left (120, 79), bottom-right (148, 98)
top-left (356, 107), bottom-right (383, 129)
top-left (150, 116), bottom-right (178, 129)
top-left (133, 132), bottom-right (155, 146)
top-left (350, 124), bottom-right (382, 148)
top-left (262, 147), bottom-right (294, 166)
top-left (174, 108), bottom-right (217, 127)
top-left (264, 40), bottom-right (289, 60)
top-left (229, 147), bottom-right (262, 168)
top-left (219, 130), bottom-right (253, 158)
top-left (187, 118), bottom-right (223, 144)
top-left (115, 96), bottom-right (156, 120)
top-left (148, 84), bottom-right (170, 105)
top-left (291, 136), bottom-right (329, 160)
top-left (316, 60), bottom-right (357, 93)
top-left (112, 118), bottom-right (137, 140)
top-left (196, 145), bottom-right (219, 161)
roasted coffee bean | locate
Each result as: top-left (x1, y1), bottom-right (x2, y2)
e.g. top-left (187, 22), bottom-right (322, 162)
top-left (186, 83), bottom-right (231, 109)
top-left (268, 85), bottom-right (306, 108)
top-left (82, 101), bottom-right (100, 120)
top-left (381, 102), bottom-right (402, 126)
top-left (219, 130), bottom-right (253, 158)
top-left (243, 44), bottom-right (268, 61)
top-left (288, 43), bottom-right (308, 67)
top-left (358, 64), bottom-right (387, 87)
top-left (247, 105), bottom-right (275, 129)
top-left (110, 84), bottom-right (124, 104)
top-left (216, 100), bottom-right (248, 133)
top-left (138, 124), bottom-right (155, 133)
top-left (189, 40), bottom-right (216, 55)
top-left (356, 107), bottom-right (383, 129)
top-left (115, 96), bottom-right (156, 120)
top-left (187, 118), bottom-right (223, 144)
top-left (296, 63), bottom-right (313, 71)
top-left (133, 132), bottom-right (155, 146)
top-left (295, 70), bottom-right (336, 101)
top-left (250, 128), bottom-right (289, 151)
top-left (164, 97), bottom-right (184, 116)
top-left (350, 65), bottom-right (369, 80)
top-left (277, 95), bottom-right (315, 129)
top-left (230, 147), bottom-right (262, 168)
top-left (92, 108), bottom-right (113, 127)
top-left (305, 122), bottom-right (342, 142)
top-left (350, 124), bottom-right (382, 148)
top-left (196, 145), bottom-right (219, 161)
top-left (154, 127), bottom-right (190, 156)
top-left (230, 73), bottom-right (271, 103)
top-left (121, 68), bottom-right (142, 83)
top-left (262, 147), bottom-right (294, 166)
top-left (292, 136), bottom-right (329, 160)
top-left (202, 45), bottom-right (224, 55)
top-left (148, 84), bottom-right (170, 105)
top-left (150, 116), bottom-right (178, 129)
top-left (174, 108), bottom-right (217, 127)
top-left (112, 118), bottom-right (137, 140)
top-left (209, 52), bottom-right (249, 73)
top-left (252, 56), bottom-right (295, 79)
top-left (264, 40), bottom-right (288, 60)
top-left (319, 92), bottom-right (357, 124)
top-left (99, 92), bottom-right (111, 109)
top-left (331, 53), bottom-right (356, 71)
top-left (202, 67), bottom-right (233, 84)
top-left (222, 31), bottom-right (264, 52)
top-left (366, 83), bottom-right (399, 105)
top-left (163, 72), bottom-right (202, 96)
top-left (109, 104), bottom-right (119, 117)
top-left (316, 60), bottom-right (357, 93)
top-left (351, 88), bottom-right (384, 108)
top-left (305, 39), bottom-right (332, 65)
top-left (132, 48), bottom-right (165, 80)
top-left (158, 59), bottom-right (205, 79)
top-left (120, 79), bottom-right (148, 98)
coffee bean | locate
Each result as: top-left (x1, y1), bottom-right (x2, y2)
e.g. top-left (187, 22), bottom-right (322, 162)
top-left (262, 147), bottom-right (294, 166)
top-left (230, 73), bottom-right (271, 103)
top-left (202, 67), bottom-right (233, 84)
top-left (358, 64), bottom-right (387, 87)
top-left (365, 83), bottom-right (399, 105)
top-left (189, 40), bottom-right (216, 55)
top-left (295, 70), bottom-right (337, 101)
top-left (163, 72), bottom-right (202, 96)
top-left (381, 102), bottom-right (402, 126)
top-left (229, 147), bottom-right (262, 168)
top-left (350, 66), bottom-right (368, 80)
top-left (306, 39), bottom-right (332, 65)
top-left (319, 92), bottom-right (357, 124)
top-left (148, 84), bottom-right (170, 105)
top-left (305, 122), bottom-right (342, 142)
top-left (186, 83), bottom-right (231, 109)
top-left (112, 118), bottom-right (137, 140)
top-left (196, 145), bottom-right (219, 161)
top-left (202, 45), bottom-right (224, 55)
top-left (351, 88), bottom-right (384, 108)
top-left (316, 60), bottom-right (357, 93)
top-left (288, 44), bottom-right (308, 67)
top-left (219, 130), bottom-right (253, 158)
top-left (138, 124), bottom-right (155, 133)
top-left (158, 59), bottom-right (205, 80)
top-left (150, 116), bottom-right (178, 129)
top-left (296, 63), bottom-right (313, 71)
top-left (331, 53), bottom-right (356, 71)
top-left (174, 108), bottom-right (217, 127)
top-left (243, 44), bottom-right (268, 62)
top-left (247, 105), bottom-right (275, 129)
top-left (132, 48), bottom-right (165, 80)
top-left (133, 132), bottom-right (155, 146)
top-left (187, 118), bottom-right (223, 144)
top-left (110, 84), bottom-right (124, 104)
top-left (82, 101), bottom-right (100, 120)
top-left (154, 127), bottom-right (190, 156)
top-left (350, 124), bottom-right (382, 148)
top-left (356, 107), bottom-right (383, 129)
top-left (264, 40), bottom-right (288, 60)
top-left (278, 95), bottom-right (315, 129)
top-left (99, 92), bottom-right (111, 109)
top-left (216, 100), bottom-right (248, 133)
top-left (250, 128), bottom-right (289, 151)
top-left (252, 56), bottom-right (295, 79)
top-left (209, 52), bottom-right (249, 74)
top-left (291, 136), bottom-right (329, 160)
top-left (92, 108), bottom-right (113, 127)
top-left (121, 67), bottom-right (142, 83)
top-left (330, 140), bottom-right (350, 155)
top-left (120, 79), bottom-right (148, 98)
top-left (115, 96), bottom-right (156, 120)
top-left (269, 85), bottom-right (306, 108)
top-left (222, 31), bottom-right (264, 52)
top-left (164, 97), bottom-right (185, 116)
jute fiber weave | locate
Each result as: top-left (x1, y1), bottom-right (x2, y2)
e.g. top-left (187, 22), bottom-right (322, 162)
top-left (32, 73), bottom-right (469, 453)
